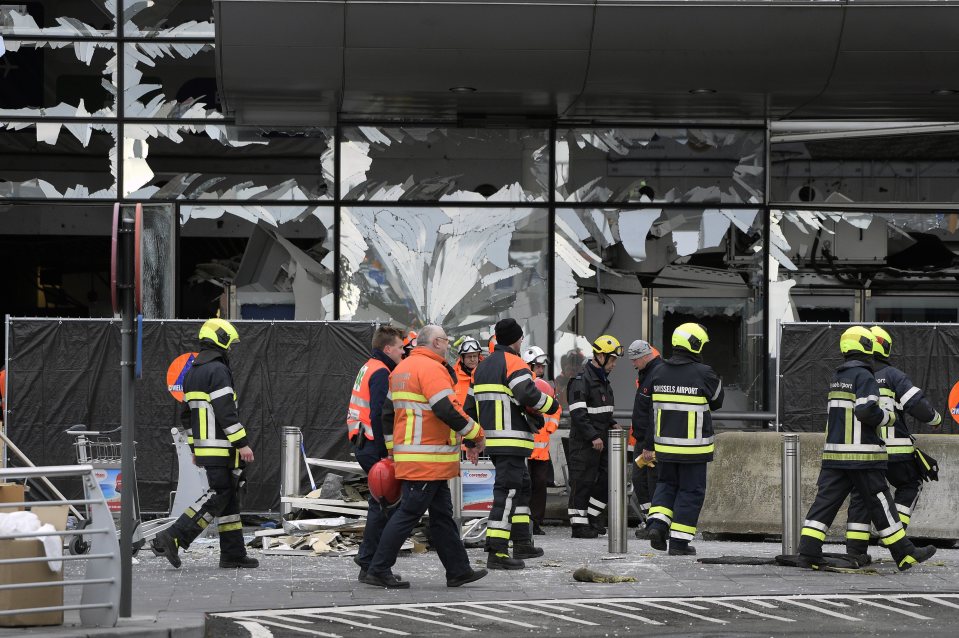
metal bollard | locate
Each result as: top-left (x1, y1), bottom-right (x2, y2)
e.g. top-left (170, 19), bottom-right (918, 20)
top-left (608, 428), bottom-right (628, 553)
top-left (781, 433), bottom-right (802, 555)
top-left (280, 427), bottom-right (303, 516)
top-left (450, 475), bottom-right (463, 527)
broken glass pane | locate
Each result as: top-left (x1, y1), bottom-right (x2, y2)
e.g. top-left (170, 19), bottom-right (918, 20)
top-left (0, 40), bottom-right (115, 117)
top-left (123, 125), bottom-right (333, 199)
top-left (0, 1), bottom-right (114, 36)
top-left (138, 203), bottom-right (175, 318)
top-left (124, 42), bottom-right (221, 119)
top-left (180, 205), bottom-right (334, 319)
top-left (557, 128), bottom-right (766, 204)
top-left (340, 207), bottom-right (549, 354)
top-left (771, 133), bottom-right (959, 205)
top-left (0, 122), bottom-right (117, 198)
top-left (122, 0), bottom-right (213, 38)
top-left (340, 127), bottom-right (549, 201)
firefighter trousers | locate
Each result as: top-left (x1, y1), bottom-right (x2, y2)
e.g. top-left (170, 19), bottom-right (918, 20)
top-left (566, 437), bottom-right (608, 530)
top-left (486, 455), bottom-right (533, 553)
top-left (631, 444), bottom-right (659, 521)
top-left (528, 458), bottom-right (551, 525)
top-left (168, 466), bottom-right (246, 559)
top-left (799, 466), bottom-right (918, 567)
top-left (846, 460), bottom-right (923, 554)
top-left (646, 461), bottom-right (706, 548)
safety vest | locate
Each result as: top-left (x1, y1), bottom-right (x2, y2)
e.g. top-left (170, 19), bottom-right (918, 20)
top-left (182, 350), bottom-right (248, 469)
top-left (822, 360), bottom-right (890, 469)
top-left (453, 360), bottom-right (473, 408)
top-left (530, 410), bottom-right (559, 461)
top-left (347, 358), bottom-right (389, 445)
top-left (390, 348), bottom-right (483, 481)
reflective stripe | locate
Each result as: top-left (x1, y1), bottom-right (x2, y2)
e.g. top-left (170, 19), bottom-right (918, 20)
top-left (209, 386), bottom-right (234, 400)
top-left (899, 555), bottom-right (917, 568)
top-left (225, 427), bottom-right (247, 443)
top-left (896, 504), bottom-right (912, 516)
top-left (222, 423), bottom-right (243, 435)
top-left (568, 402), bottom-right (587, 412)
top-left (586, 405), bottom-right (614, 414)
top-left (394, 400), bottom-right (430, 410)
top-left (823, 443), bottom-right (884, 453)
top-left (899, 386), bottom-right (921, 406)
top-left (393, 453), bottom-right (460, 463)
top-left (711, 380), bottom-right (722, 401)
top-left (649, 513), bottom-right (671, 525)
top-left (886, 445), bottom-right (915, 455)
top-left (485, 430), bottom-right (534, 441)
top-left (512, 514), bottom-right (531, 524)
top-left (803, 519), bottom-right (828, 532)
top-left (670, 530), bottom-right (694, 541)
top-left (475, 392), bottom-right (512, 403)
top-left (847, 523), bottom-right (870, 532)
top-left (846, 531), bottom-right (871, 541)
top-left (880, 529), bottom-right (906, 546)
top-left (589, 498), bottom-right (606, 509)
top-left (219, 514), bottom-right (241, 524)
top-left (651, 393), bottom-right (708, 404)
top-left (460, 421), bottom-right (482, 440)
top-left (474, 383), bottom-right (513, 396)
top-left (656, 435), bottom-right (715, 447)
top-left (654, 402), bottom-right (709, 413)
top-left (822, 452), bottom-right (888, 462)
top-left (184, 391), bottom-right (211, 401)
top-left (801, 528), bottom-right (826, 541)
top-left (393, 391), bottom-right (428, 402)
top-left (485, 439), bottom-right (535, 449)
top-left (534, 441), bottom-right (549, 449)
top-left (350, 396), bottom-right (371, 408)
top-left (879, 410), bottom-right (892, 427)
top-left (649, 506), bottom-right (673, 518)
top-left (570, 517), bottom-right (589, 525)
top-left (218, 522), bottom-right (243, 533)
top-left (195, 448), bottom-right (230, 457)
top-left (671, 522), bottom-right (696, 535)
top-left (194, 439), bottom-right (233, 448)
top-left (393, 444), bottom-right (459, 453)
top-left (655, 443), bottom-right (715, 455)
top-left (508, 374), bottom-right (532, 389)
top-left (827, 400), bottom-right (853, 410)
top-left (855, 395), bottom-right (879, 406)
top-left (428, 389), bottom-right (454, 406)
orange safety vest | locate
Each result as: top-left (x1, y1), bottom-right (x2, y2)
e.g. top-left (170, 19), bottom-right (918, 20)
top-left (390, 348), bottom-right (484, 481)
top-left (346, 358), bottom-right (389, 446)
top-left (531, 410), bottom-right (559, 461)
top-left (453, 359), bottom-right (473, 408)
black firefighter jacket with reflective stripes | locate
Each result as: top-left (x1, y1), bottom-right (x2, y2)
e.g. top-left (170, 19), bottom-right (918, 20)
top-left (874, 358), bottom-right (940, 462)
top-left (466, 345), bottom-right (558, 457)
top-left (822, 358), bottom-right (894, 470)
top-left (179, 348), bottom-right (248, 468)
top-left (640, 351), bottom-right (723, 463)
top-left (567, 362), bottom-right (616, 443)
top-left (631, 356), bottom-right (664, 448)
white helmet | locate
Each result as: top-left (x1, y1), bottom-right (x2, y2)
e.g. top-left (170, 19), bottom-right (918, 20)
top-left (522, 346), bottom-right (548, 366)
top-left (457, 336), bottom-right (482, 355)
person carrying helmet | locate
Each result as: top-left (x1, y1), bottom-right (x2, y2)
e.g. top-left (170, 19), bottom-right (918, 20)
top-left (845, 326), bottom-right (943, 558)
top-left (522, 345), bottom-right (558, 535)
top-left (466, 320), bottom-right (561, 568)
top-left (637, 323), bottom-right (722, 555)
top-left (566, 334), bottom-right (622, 539)
top-left (363, 324), bottom-right (488, 589)
top-left (798, 326), bottom-right (937, 571)
top-left (348, 324), bottom-right (407, 581)
top-left (452, 336), bottom-right (483, 407)
top-left (627, 340), bottom-right (663, 540)
top-left (152, 318), bottom-right (258, 570)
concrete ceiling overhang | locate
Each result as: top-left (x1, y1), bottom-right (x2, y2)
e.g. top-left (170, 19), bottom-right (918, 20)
top-left (215, 0), bottom-right (959, 126)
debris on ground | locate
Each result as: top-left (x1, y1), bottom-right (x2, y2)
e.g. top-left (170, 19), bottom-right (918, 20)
top-left (572, 567), bottom-right (637, 583)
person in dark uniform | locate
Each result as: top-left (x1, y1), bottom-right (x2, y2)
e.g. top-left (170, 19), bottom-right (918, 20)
top-left (566, 335), bottom-right (622, 539)
top-left (627, 340), bottom-right (662, 540)
top-left (845, 325), bottom-right (942, 557)
top-left (799, 326), bottom-right (936, 570)
top-left (639, 323), bottom-right (723, 556)
top-left (152, 318), bottom-right (258, 569)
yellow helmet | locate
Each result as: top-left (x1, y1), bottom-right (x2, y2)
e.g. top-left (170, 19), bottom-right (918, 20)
top-left (672, 323), bottom-right (709, 354)
top-left (592, 335), bottom-right (623, 357)
top-left (840, 326), bottom-right (873, 355)
top-left (870, 326), bottom-right (892, 358)
top-left (199, 318), bottom-right (239, 350)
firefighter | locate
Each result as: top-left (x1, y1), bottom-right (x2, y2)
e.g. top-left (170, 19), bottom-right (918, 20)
top-left (639, 323), bottom-right (722, 556)
top-left (522, 345), bottom-right (557, 535)
top-left (452, 336), bottom-right (482, 407)
top-left (845, 325), bottom-right (943, 556)
top-left (363, 324), bottom-right (488, 589)
top-left (348, 324), bottom-right (406, 581)
top-left (798, 326), bottom-right (937, 570)
top-left (401, 331), bottom-right (417, 359)
top-left (627, 340), bottom-right (663, 540)
top-left (468, 319), bottom-right (560, 568)
top-left (152, 318), bottom-right (258, 569)
top-left (566, 335), bottom-right (622, 539)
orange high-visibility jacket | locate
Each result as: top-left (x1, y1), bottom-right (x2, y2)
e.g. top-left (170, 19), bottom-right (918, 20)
top-left (530, 407), bottom-right (560, 461)
top-left (382, 348), bottom-right (484, 481)
top-left (453, 359), bottom-right (473, 408)
top-left (346, 358), bottom-right (389, 446)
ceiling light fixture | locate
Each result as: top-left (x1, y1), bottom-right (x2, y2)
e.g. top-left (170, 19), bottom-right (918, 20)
top-left (688, 88), bottom-right (716, 95)
top-left (449, 86), bottom-right (477, 93)
top-left (931, 89), bottom-right (958, 96)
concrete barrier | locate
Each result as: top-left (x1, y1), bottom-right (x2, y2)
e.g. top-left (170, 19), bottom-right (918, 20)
top-left (699, 432), bottom-right (959, 540)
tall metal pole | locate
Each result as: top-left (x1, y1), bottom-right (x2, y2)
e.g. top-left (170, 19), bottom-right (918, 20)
top-left (118, 209), bottom-right (136, 617)
top-left (608, 428), bottom-right (628, 554)
top-left (280, 427), bottom-right (303, 516)
top-left (449, 474), bottom-right (463, 528)
top-left (781, 433), bottom-right (801, 555)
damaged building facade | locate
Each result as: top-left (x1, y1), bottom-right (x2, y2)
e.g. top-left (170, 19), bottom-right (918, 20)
top-left (2, 1), bottom-right (959, 415)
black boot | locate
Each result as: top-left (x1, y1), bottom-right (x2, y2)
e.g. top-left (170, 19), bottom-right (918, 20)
top-left (898, 545), bottom-right (936, 571)
top-left (151, 531), bottom-right (181, 569)
top-left (362, 571), bottom-right (410, 588)
top-left (668, 544), bottom-right (697, 556)
top-left (590, 519), bottom-right (607, 536)
top-left (635, 526), bottom-right (655, 540)
top-left (532, 521), bottom-right (546, 535)
top-left (571, 525), bottom-right (599, 539)
top-left (220, 555), bottom-right (259, 568)
top-left (513, 543), bottom-right (545, 559)
top-left (648, 526), bottom-right (667, 551)
top-left (447, 568), bottom-right (488, 587)
top-left (487, 552), bottom-right (525, 570)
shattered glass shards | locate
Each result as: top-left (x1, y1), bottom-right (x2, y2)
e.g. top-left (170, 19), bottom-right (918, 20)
top-left (556, 128), bottom-right (766, 204)
top-left (0, 1), bottom-right (115, 36)
top-left (340, 127), bottom-right (549, 202)
top-left (122, 0), bottom-right (214, 38)
top-left (124, 42), bottom-right (222, 119)
top-left (0, 40), bottom-right (116, 117)
top-left (339, 207), bottom-right (549, 345)
top-left (0, 122), bottom-right (117, 198)
top-left (123, 125), bottom-right (334, 199)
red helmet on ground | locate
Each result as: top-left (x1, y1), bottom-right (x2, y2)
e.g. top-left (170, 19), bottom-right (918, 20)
top-left (368, 458), bottom-right (401, 505)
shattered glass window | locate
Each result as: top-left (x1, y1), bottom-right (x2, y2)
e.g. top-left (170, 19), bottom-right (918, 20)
top-left (139, 204), bottom-right (175, 318)
top-left (556, 128), bottom-right (766, 204)
top-left (0, 121), bottom-right (117, 198)
top-left (0, 40), bottom-right (116, 117)
top-left (180, 205), bottom-right (334, 320)
top-left (555, 207), bottom-right (764, 411)
top-left (122, 125), bottom-right (333, 199)
top-left (0, 1), bottom-right (114, 36)
top-left (771, 133), bottom-right (959, 205)
top-left (124, 42), bottom-right (221, 119)
top-left (340, 127), bottom-right (549, 201)
top-left (122, 0), bottom-right (214, 38)
top-left (339, 207), bottom-right (549, 352)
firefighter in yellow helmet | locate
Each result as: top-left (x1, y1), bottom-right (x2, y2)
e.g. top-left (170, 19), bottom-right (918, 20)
top-left (565, 334), bottom-right (622, 538)
top-left (798, 326), bottom-right (936, 570)
top-left (637, 323), bottom-right (723, 555)
top-left (152, 318), bottom-right (258, 570)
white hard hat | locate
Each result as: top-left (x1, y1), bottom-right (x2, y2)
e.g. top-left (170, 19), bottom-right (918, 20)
top-left (522, 346), bottom-right (548, 365)
top-left (457, 337), bottom-right (482, 355)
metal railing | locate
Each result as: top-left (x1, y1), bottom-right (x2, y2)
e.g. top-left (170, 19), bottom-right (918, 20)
top-left (0, 465), bottom-right (120, 628)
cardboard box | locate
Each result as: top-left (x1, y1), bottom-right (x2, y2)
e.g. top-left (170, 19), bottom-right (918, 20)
top-left (0, 493), bottom-right (66, 627)
top-left (0, 483), bottom-right (25, 512)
